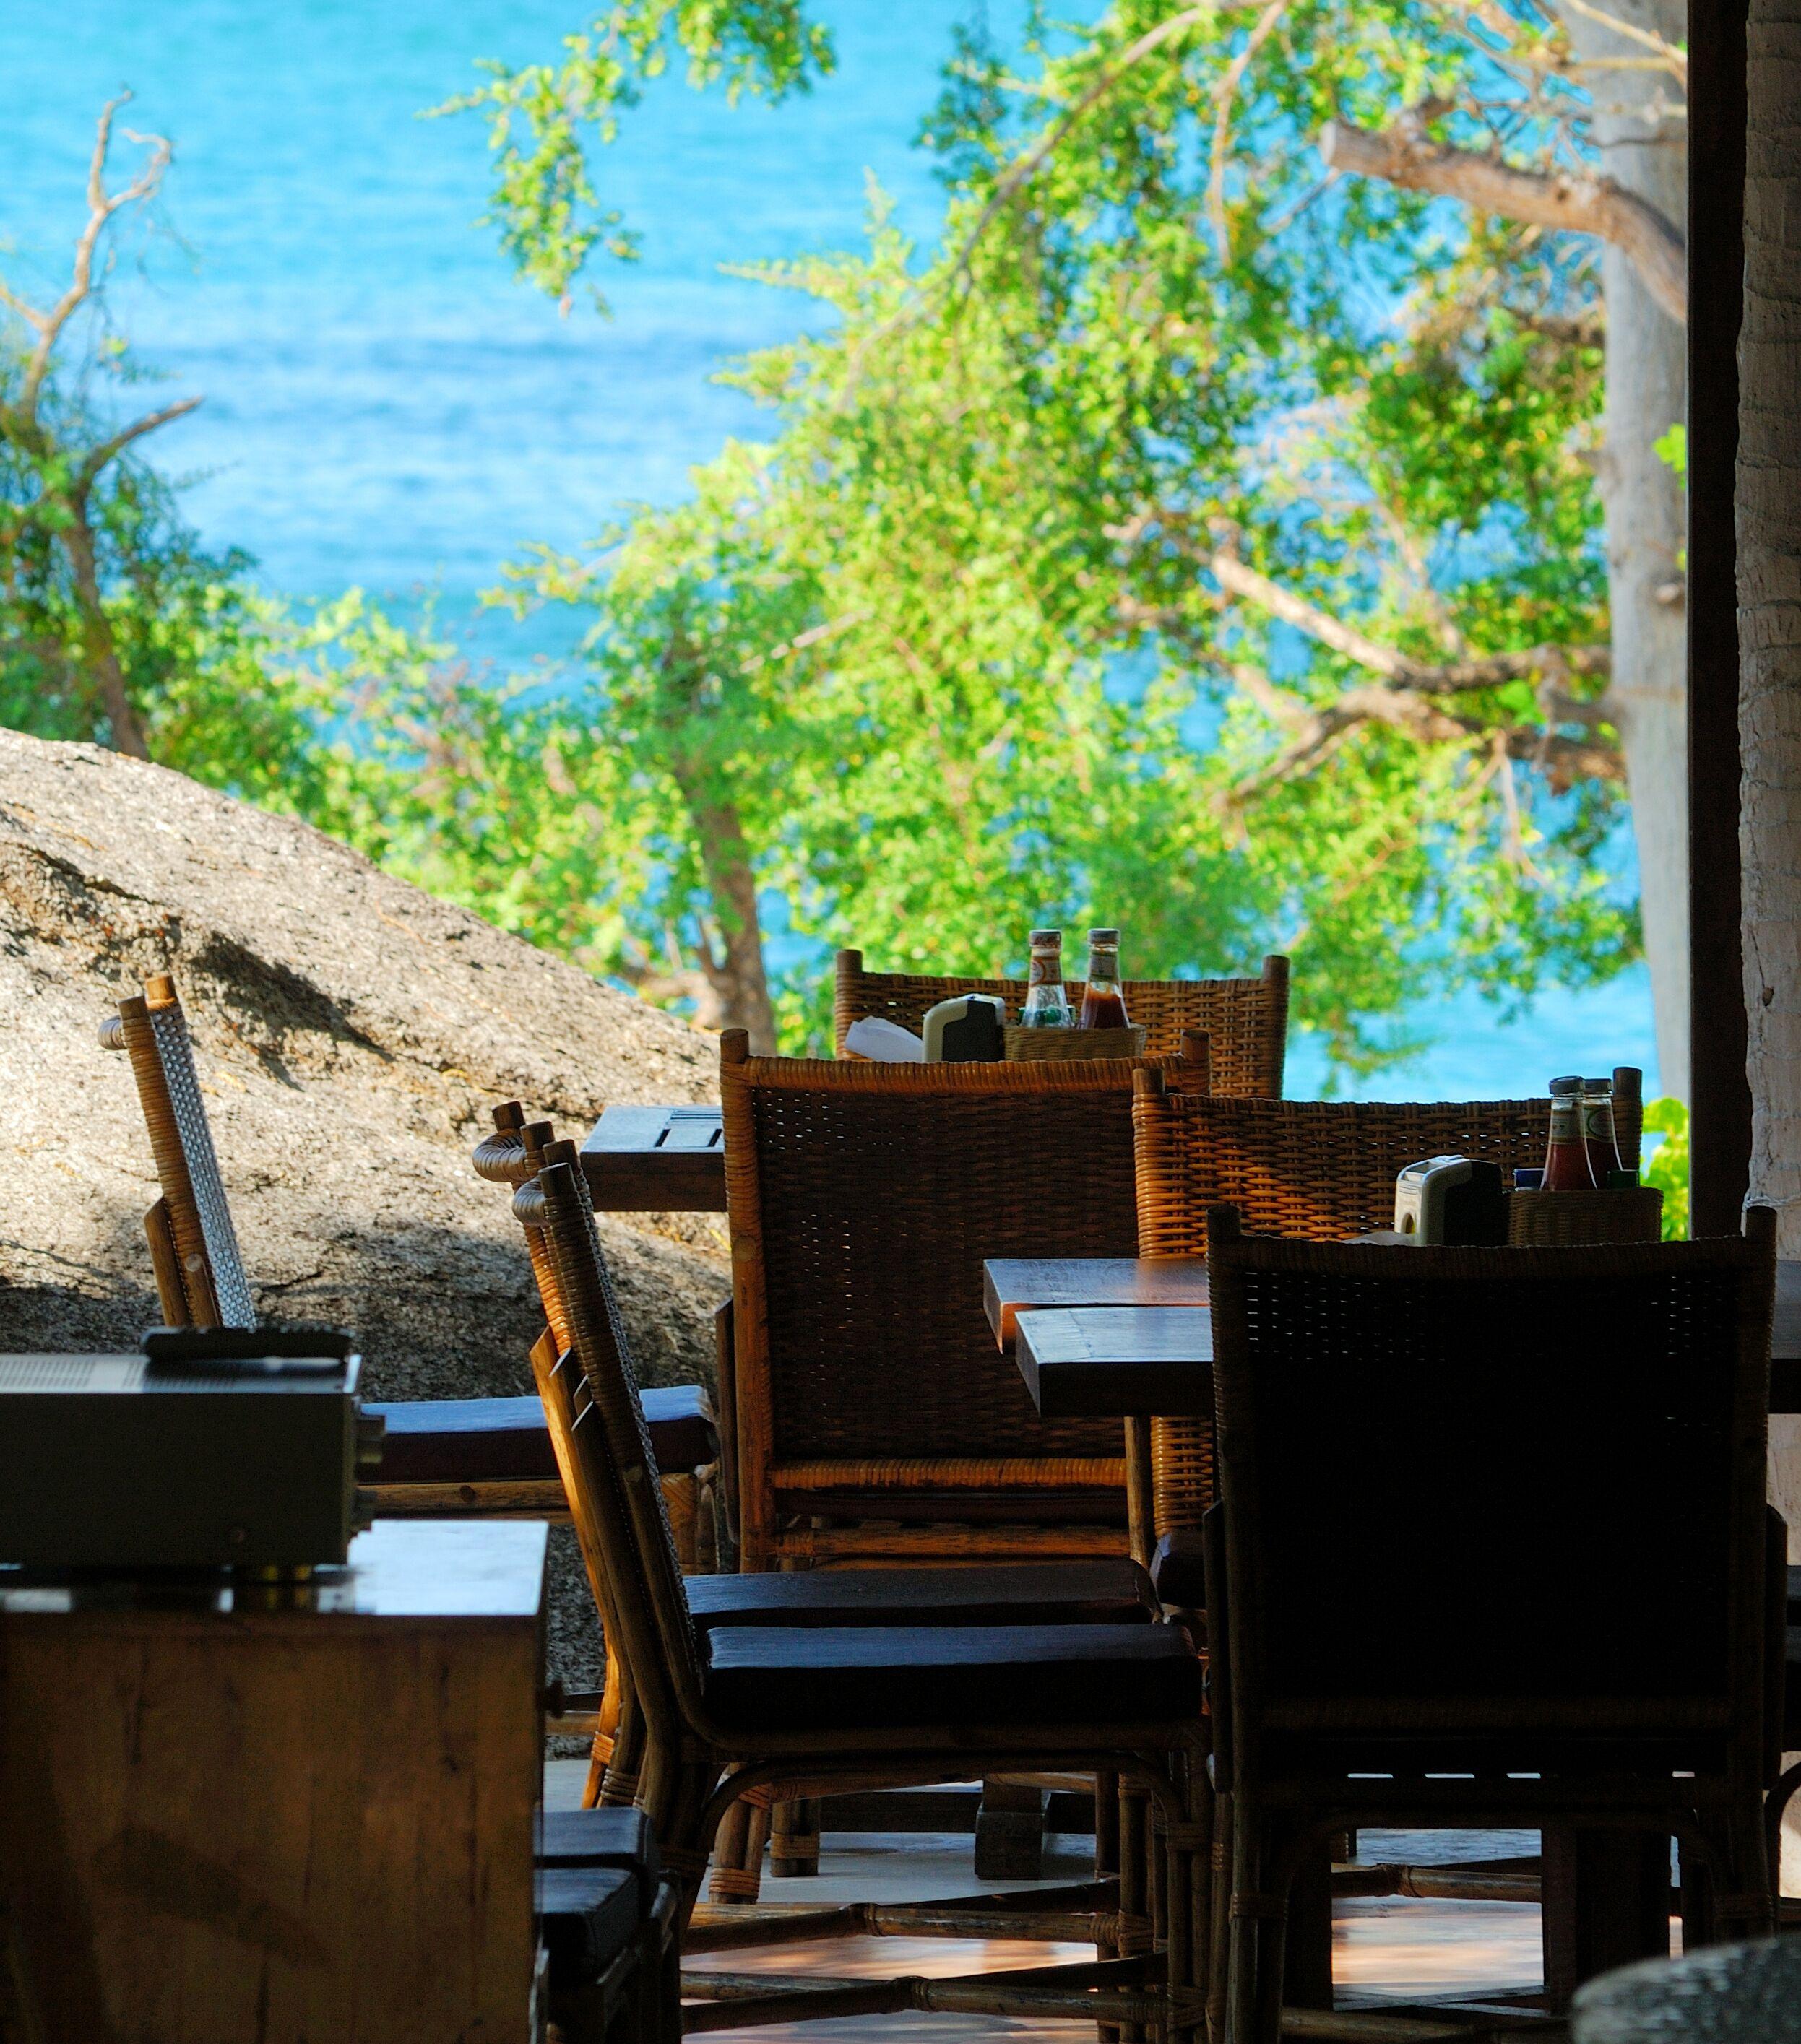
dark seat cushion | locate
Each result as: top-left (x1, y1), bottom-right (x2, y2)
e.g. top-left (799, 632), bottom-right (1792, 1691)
top-left (688, 1558), bottom-right (1154, 1630)
top-left (368, 1385), bottom-right (717, 1483)
top-left (536, 1866), bottom-right (640, 1986)
top-left (1150, 1531), bottom-right (1207, 1611)
top-left (701, 1622), bottom-right (1203, 1733)
top-left (535, 1807), bottom-right (660, 1889)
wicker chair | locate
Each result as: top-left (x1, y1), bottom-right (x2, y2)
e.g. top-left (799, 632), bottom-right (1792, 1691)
top-left (1204, 1206), bottom-right (1783, 2043)
top-left (98, 976), bottom-right (720, 1551)
top-left (835, 947), bottom-right (1289, 1096)
top-left (720, 1030), bottom-right (1212, 1572)
top-left (517, 1150), bottom-right (1212, 2037)
top-left (1131, 1070), bottom-right (1644, 1606)
top-left (510, 1127), bottom-right (1158, 1899)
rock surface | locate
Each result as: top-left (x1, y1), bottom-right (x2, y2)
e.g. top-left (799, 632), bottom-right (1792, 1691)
top-left (0, 729), bottom-right (728, 1681)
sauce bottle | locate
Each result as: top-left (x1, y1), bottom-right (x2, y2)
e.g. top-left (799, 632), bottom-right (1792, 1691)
top-left (1581, 1077), bottom-right (1624, 1185)
top-left (1078, 929), bottom-right (1131, 1030)
top-left (1019, 929), bottom-right (1074, 1028)
top-left (1543, 1076), bottom-right (1597, 1190)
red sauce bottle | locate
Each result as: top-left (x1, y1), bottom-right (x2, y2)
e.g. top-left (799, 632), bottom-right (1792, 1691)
top-left (1542, 1076), bottom-right (1597, 1190)
top-left (1078, 929), bottom-right (1131, 1029)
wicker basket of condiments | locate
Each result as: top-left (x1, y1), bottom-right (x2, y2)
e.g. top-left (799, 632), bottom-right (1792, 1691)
top-left (1003, 1023), bottom-right (1148, 1062)
top-left (1506, 1186), bottom-right (1663, 1246)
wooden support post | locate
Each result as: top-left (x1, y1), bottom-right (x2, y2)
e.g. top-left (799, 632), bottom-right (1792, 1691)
top-left (1541, 1829), bottom-right (1672, 2014)
top-left (975, 1776), bottom-right (1050, 1881)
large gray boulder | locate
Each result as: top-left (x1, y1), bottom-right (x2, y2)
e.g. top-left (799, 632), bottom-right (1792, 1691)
top-left (0, 729), bottom-right (728, 1681)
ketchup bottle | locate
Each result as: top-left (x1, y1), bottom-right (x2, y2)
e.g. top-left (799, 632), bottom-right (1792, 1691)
top-left (1542, 1076), bottom-right (1597, 1190)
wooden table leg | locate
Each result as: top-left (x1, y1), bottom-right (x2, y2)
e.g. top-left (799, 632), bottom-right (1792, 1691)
top-left (1541, 1827), bottom-right (1672, 2013)
top-left (1284, 1839), bottom-right (1334, 2009)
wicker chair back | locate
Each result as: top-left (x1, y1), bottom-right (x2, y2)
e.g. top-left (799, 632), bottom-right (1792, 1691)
top-left (834, 948), bottom-right (1288, 1096)
top-left (1131, 1076), bottom-right (1643, 1539)
top-left (99, 974), bottom-right (256, 1329)
top-left (1207, 1216), bottom-right (1776, 1736)
top-left (720, 1031), bottom-right (1207, 1565)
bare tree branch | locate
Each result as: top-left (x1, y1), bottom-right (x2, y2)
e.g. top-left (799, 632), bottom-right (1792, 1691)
top-left (1318, 113), bottom-right (1686, 323)
top-left (1559, 0), bottom-right (1688, 85)
top-left (77, 395), bottom-right (204, 489)
top-left (1207, 0), bottom-right (1291, 254)
top-left (9, 95), bottom-right (174, 418)
top-left (1209, 548), bottom-right (1610, 690)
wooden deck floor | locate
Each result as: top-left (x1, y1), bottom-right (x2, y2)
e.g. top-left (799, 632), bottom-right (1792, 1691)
top-left (545, 1764), bottom-right (1558, 2038)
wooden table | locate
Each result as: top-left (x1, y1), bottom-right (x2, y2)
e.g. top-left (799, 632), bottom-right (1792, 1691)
top-left (0, 1520), bottom-right (547, 2044)
top-left (580, 1103), bottom-right (725, 1211)
top-left (986, 1255), bottom-right (1801, 1415)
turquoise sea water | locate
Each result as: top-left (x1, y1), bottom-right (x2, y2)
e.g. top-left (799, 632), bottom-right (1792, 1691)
top-left (0, 1), bottom-right (1659, 1096)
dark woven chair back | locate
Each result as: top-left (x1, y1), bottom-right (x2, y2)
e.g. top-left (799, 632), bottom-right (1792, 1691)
top-left (834, 948), bottom-right (1289, 1095)
top-left (722, 1038), bottom-right (1193, 1470)
top-left (524, 1156), bottom-right (703, 1710)
top-left (1133, 1075), bottom-right (1643, 1256)
top-left (1207, 1215), bottom-right (1776, 1741)
top-left (1132, 1074), bottom-right (1644, 1541)
top-left (99, 973), bottom-right (256, 1330)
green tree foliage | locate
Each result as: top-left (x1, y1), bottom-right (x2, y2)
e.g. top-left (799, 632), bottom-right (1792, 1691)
top-left (432, 1), bottom-right (834, 305)
top-left (467, 1), bottom-right (1634, 1062)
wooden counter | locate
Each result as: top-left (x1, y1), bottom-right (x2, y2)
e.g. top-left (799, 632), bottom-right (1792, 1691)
top-left (0, 1520), bottom-right (547, 2044)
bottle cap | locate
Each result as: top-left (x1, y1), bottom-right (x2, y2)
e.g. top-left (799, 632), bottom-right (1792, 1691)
top-left (1028, 929), bottom-right (1062, 948)
top-left (1513, 1167), bottom-right (1545, 1191)
top-left (1605, 1168), bottom-right (1641, 1189)
top-left (1087, 928), bottom-right (1120, 944)
top-left (1582, 1078), bottom-right (1614, 1093)
top-left (1548, 1076), bottom-right (1582, 1096)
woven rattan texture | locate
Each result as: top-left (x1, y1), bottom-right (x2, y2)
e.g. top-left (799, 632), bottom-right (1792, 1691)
top-left (733, 1059), bottom-right (1152, 1463)
top-left (1209, 1236), bottom-right (1758, 1713)
top-left (834, 953), bottom-right (1287, 1096)
top-left (1133, 1092), bottom-right (1574, 1259)
top-left (1131, 1091), bottom-right (1627, 1533)
top-left (147, 1003), bottom-right (257, 1328)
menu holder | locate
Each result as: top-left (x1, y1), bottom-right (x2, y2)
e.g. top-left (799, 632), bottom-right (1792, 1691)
top-left (1002, 1023), bottom-right (1148, 1062)
top-left (1507, 1186), bottom-right (1663, 1247)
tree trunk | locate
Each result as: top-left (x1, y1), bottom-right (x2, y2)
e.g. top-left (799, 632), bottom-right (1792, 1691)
top-left (1740, 0), bottom-right (1801, 1882)
top-left (58, 497), bottom-right (150, 760)
top-left (676, 774), bottom-right (779, 1053)
top-left (1557, 0), bottom-right (1690, 1097)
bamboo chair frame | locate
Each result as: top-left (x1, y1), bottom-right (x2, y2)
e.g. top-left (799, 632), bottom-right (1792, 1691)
top-left (99, 974), bottom-right (256, 1330)
top-left (720, 1031), bottom-right (1212, 1571)
top-left (475, 1107), bottom-right (720, 1572)
top-left (516, 1153), bottom-right (1213, 2038)
top-left (835, 948), bottom-right (1289, 1096)
top-left (1131, 1068), bottom-right (1645, 1561)
top-left (1204, 1205), bottom-right (1783, 2044)
top-left (513, 1133), bottom-right (1158, 1915)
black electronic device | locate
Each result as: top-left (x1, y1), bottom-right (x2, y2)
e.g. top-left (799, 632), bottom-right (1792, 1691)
top-left (0, 1332), bottom-right (381, 1570)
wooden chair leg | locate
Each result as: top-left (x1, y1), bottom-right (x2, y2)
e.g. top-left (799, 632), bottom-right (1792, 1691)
top-left (1157, 1760), bottom-right (1201, 2042)
top-left (1118, 1778), bottom-right (1151, 2044)
top-left (770, 1797), bottom-right (821, 1879)
top-left (601, 1691), bottom-right (644, 1808)
top-left (708, 1798), bottom-right (759, 1904)
top-left (1095, 1769), bottom-right (1120, 1878)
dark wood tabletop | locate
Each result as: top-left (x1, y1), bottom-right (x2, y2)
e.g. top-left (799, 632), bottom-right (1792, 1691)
top-left (990, 1255), bottom-right (1801, 1418)
top-left (579, 1103), bottom-right (726, 1212)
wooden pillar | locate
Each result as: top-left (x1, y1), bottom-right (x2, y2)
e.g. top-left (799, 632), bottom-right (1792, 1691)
top-left (1689, 0), bottom-right (1753, 1236)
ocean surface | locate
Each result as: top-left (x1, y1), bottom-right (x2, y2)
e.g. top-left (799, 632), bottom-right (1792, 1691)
top-left (0, 0), bottom-right (1660, 1098)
